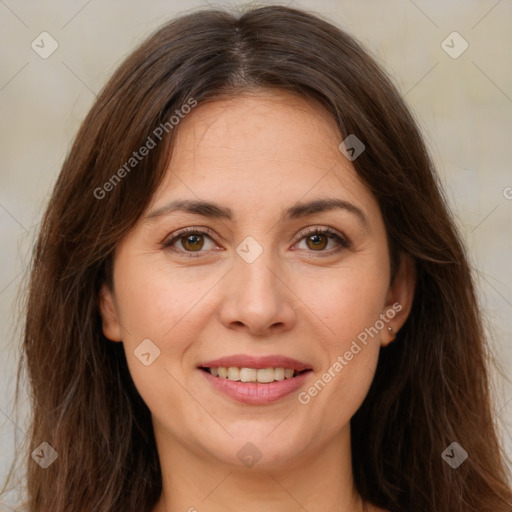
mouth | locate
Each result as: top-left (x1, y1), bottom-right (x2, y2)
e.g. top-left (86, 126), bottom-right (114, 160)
top-left (198, 355), bottom-right (313, 405)
top-left (199, 367), bottom-right (312, 404)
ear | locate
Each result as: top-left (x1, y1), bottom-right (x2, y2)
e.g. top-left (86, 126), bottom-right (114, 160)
top-left (98, 282), bottom-right (123, 342)
top-left (381, 253), bottom-right (416, 347)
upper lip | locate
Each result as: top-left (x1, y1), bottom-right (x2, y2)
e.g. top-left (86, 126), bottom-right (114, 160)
top-left (199, 354), bottom-right (312, 372)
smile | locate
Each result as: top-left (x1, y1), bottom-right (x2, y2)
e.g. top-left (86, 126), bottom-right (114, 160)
top-left (199, 366), bottom-right (312, 405)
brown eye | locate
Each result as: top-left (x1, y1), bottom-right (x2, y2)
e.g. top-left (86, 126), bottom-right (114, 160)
top-left (294, 227), bottom-right (351, 256)
top-left (163, 227), bottom-right (218, 257)
top-left (181, 233), bottom-right (205, 251)
top-left (305, 233), bottom-right (328, 250)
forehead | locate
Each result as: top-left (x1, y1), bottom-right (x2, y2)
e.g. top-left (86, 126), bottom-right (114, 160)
top-left (148, 90), bottom-right (380, 225)
top-left (171, 90), bottom-right (341, 174)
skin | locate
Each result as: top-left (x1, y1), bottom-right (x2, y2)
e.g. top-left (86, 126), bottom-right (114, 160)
top-left (99, 89), bottom-right (415, 512)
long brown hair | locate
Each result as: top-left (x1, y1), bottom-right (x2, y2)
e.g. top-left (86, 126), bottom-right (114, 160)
top-left (2, 5), bottom-right (511, 511)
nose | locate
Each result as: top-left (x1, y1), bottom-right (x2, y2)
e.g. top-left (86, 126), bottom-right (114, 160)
top-left (218, 249), bottom-right (297, 337)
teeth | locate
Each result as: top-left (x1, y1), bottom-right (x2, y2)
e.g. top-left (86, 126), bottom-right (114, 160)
top-left (207, 366), bottom-right (300, 383)
top-left (240, 367), bottom-right (257, 382)
top-left (227, 367), bottom-right (240, 381)
top-left (256, 368), bottom-right (274, 383)
top-left (274, 368), bottom-right (285, 381)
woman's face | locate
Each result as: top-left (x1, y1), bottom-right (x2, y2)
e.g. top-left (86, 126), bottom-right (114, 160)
top-left (99, 89), bottom-right (413, 470)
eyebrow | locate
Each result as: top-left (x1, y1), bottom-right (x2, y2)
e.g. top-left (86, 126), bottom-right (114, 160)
top-left (144, 198), bottom-right (368, 228)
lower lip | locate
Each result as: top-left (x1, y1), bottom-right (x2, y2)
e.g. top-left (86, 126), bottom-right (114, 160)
top-left (200, 369), bottom-right (311, 405)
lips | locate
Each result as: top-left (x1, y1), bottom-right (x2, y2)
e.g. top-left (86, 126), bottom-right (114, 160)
top-left (200, 369), bottom-right (311, 404)
top-left (198, 354), bottom-right (313, 405)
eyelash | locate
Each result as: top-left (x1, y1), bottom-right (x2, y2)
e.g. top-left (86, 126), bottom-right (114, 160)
top-left (162, 226), bottom-right (351, 258)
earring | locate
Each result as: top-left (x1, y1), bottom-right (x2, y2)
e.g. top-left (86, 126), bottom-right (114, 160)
top-left (387, 326), bottom-right (393, 335)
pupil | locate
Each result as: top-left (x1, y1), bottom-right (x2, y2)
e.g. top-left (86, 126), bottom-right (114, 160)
top-left (184, 234), bottom-right (203, 250)
top-left (308, 234), bottom-right (327, 250)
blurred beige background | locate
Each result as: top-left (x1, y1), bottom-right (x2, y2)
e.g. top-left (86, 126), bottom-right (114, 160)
top-left (1, 0), bottom-right (511, 504)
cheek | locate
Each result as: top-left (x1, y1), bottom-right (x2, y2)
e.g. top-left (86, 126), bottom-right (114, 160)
top-left (298, 312), bottom-right (381, 429)
top-left (111, 260), bottom-right (208, 426)
top-left (299, 256), bottom-right (389, 337)
top-left (294, 260), bottom-right (387, 417)
top-left (113, 255), bottom-right (218, 341)
top-left (111, 257), bottom-right (222, 407)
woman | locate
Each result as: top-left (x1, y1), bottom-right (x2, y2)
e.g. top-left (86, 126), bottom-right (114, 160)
top-left (2, 4), bottom-right (511, 512)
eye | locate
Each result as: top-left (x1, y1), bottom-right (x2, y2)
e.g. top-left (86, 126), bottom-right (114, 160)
top-left (293, 226), bottom-right (351, 255)
top-left (162, 227), bottom-right (219, 257)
